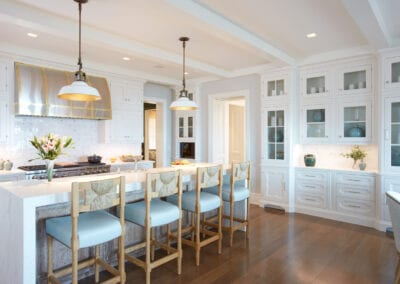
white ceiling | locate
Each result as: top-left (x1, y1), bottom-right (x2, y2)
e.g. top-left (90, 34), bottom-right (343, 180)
top-left (0, 0), bottom-right (399, 85)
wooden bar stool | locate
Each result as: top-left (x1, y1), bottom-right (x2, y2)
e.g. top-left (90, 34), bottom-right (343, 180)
top-left (46, 176), bottom-right (126, 284)
top-left (168, 164), bottom-right (223, 266)
top-left (204, 161), bottom-right (251, 246)
top-left (123, 169), bottom-right (182, 284)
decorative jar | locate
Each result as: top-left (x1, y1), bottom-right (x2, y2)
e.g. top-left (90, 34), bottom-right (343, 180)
top-left (304, 154), bottom-right (316, 167)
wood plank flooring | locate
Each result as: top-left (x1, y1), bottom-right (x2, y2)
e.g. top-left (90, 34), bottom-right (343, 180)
top-left (82, 205), bottom-right (399, 283)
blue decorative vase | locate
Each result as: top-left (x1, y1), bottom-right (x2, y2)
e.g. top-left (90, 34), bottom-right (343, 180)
top-left (304, 154), bottom-right (316, 167)
top-left (347, 126), bottom-right (364, 137)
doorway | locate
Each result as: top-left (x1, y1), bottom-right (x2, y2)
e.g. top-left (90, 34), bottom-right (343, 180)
top-left (208, 90), bottom-right (248, 164)
top-left (143, 102), bottom-right (164, 167)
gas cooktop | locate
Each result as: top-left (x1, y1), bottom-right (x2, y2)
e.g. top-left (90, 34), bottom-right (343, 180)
top-left (18, 162), bottom-right (111, 179)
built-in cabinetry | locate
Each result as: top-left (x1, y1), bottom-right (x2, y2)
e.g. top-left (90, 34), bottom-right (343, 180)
top-left (295, 168), bottom-right (376, 226)
top-left (101, 79), bottom-right (144, 144)
top-left (260, 69), bottom-right (294, 211)
top-left (0, 60), bottom-right (10, 144)
top-left (383, 55), bottom-right (400, 90)
top-left (176, 112), bottom-right (195, 142)
top-left (299, 58), bottom-right (374, 144)
top-left (110, 160), bottom-right (154, 172)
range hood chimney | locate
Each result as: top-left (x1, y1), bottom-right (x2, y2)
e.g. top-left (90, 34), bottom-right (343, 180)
top-left (14, 62), bottom-right (112, 120)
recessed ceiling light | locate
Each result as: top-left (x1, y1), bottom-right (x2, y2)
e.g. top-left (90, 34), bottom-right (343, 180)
top-left (306, 32), bottom-right (317, 38)
top-left (122, 57), bottom-right (131, 61)
top-left (154, 65), bottom-right (164, 69)
top-left (27, 32), bottom-right (38, 38)
top-left (184, 71), bottom-right (189, 75)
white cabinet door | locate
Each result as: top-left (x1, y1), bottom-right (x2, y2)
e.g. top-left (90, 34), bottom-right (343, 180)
top-left (337, 100), bottom-right (372, 143)
top-left (383, 97), bottom-right (400, 172)
top-left (0, 100), bottom-right (8, 144)
top-left (0, 60), bottom-right (8, 94)
top-left (262, 74), bottom-right (289, 100)
top-left (110, 81), bottom-right (143, 108)
top-left (261, 167), bottom-right (288, 206)
top-left (338, 64), bottom-right (372, 95)
top-left (300, 69), bottom-right (331, 98)
top-left (384, 56), bottom-right (400, 90)
top-left (295, 168), bottom-right (330, 210)
top-left (300, 104), bottom-right (331, 143)
top-left (262, 106), bottom-right (288, 164)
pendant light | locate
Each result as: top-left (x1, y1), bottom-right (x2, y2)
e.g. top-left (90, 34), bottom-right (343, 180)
top-left (170, 37), bottom-right (198, 110)
top-left (57, 0), bottom-right (101, 101)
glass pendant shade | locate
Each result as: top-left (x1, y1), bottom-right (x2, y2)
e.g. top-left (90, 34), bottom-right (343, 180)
top-left (170, 37), bottom-right (198, 110)
top-left (58, 0), bottom-right (100, 102)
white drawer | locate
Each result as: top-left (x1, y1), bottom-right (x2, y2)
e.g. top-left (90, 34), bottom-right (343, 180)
top-left (336, 183), bottom-right (375, 201)
top-left (296, 192), bottom-right (328, 209)
top-left (335, 173), bottom-right (375, 187)
top-left (295, 170), bottom-right (329, 182)
top-left (336, 197), bottom-right (375, 217)
top-left (296, 180), bottom-right (327, 194)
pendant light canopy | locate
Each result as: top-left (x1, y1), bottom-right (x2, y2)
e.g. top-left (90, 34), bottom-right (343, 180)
top-left (170, 37), bottom-right (198, 110)
top-left (57, 0), bottom-right (101, 102)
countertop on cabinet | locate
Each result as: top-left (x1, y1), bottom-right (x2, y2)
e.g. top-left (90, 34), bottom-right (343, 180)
top-left (295, 166), bottom-right (378, 175)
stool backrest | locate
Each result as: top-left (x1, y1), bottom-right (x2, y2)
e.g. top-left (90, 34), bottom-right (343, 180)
top-left (146, 170), bottom-right (182, 200)
top-left (386, 191), bottom-right (400, 253)
top-left (231, 161), bottom-right (251, 188)
top-left (198, 165), bottom-right (223, 190)
top-left (71, 176), bottom-right (126, 217)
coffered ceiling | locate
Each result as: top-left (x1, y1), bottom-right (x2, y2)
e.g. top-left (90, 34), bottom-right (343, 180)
top-left (0, 0), bottom-right (399, 85)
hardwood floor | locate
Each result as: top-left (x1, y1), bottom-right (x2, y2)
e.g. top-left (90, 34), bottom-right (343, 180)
top-left (82, 205), bottom-right (399, 283)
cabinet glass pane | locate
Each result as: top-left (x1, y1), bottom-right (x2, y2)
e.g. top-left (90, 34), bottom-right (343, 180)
top-left (188, 116), bottom-right (193, 127)
top-left (344, 70), bottom-right (366, 90)
top-left (276, 144), bottom-right (284, 160)
top-left (392, 146), bottom-right (400, 166)
top-left (307, 109), bottom-right (325, 123)
top-left (392, 102), bottom-right (400, 123)
top-left (276, 127), bottom-right (284, 142)
top-left (306, 76), bottom-right (325, 94)
top-left (268, 127), bottom-right (276, 142)
top-left (268, 111), bottom-right (276, 126)
top-left (392, 62), bottom-right (400, 83)
top-left (179, 117), bottom-right (184, 127)
top-left (267, 81), bottom-right (276, 96)
top-left (188, 127), bottom-right (193, 138)
top-left (276, 80), bottom-right (284, 96)
top-left (268, 143), bottom-right (276, 159)
top-left (343, 106), bottom-right (366, 138)
top-left (276, 111), bottom-right (284, 126)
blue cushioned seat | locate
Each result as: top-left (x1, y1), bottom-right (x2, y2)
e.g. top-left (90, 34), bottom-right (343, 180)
top-left (203, 183), bottom-right (249, 202)
top-left (124, 199), bottom-right (179, 227)
top-left (46, 210), bottom-right (122, 249)
top-left (167, 190), bottom-right (220, 213)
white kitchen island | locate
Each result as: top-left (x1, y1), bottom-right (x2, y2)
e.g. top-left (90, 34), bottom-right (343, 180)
top-left (0, 164), bottom-right (235, 284)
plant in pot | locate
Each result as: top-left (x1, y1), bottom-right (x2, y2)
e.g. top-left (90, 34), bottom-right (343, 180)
top-left (341, 145), bottom-right (367, 170)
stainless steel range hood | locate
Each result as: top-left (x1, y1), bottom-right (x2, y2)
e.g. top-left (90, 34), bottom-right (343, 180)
top-left (14, 62), bottom-right (112, 120)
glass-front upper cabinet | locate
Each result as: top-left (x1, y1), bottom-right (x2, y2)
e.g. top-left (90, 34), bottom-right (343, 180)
top-left (266, 110), bottom-right (285, 161)
top-left (384, 56), bottom-right (400, 89)
top-left (262, 75), bottom-right (288, 100)
top-left (338, 64), bottom-right (371, 95)
top-left (176, 113), bottom-right (195, 142)
top-left (337, 101), bottom-right (371, 143)
top-left (390, 101), bottom-right (400, 168)
top-left (300, 69), bottom-right (330, 97)
top-left (301, 104), bottom-right (330, 143)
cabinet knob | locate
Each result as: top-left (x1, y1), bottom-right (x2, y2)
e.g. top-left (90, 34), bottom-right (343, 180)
top-left (339, 135), bottom-right (342, 138)
top-left (386, 80), bottom-right (389, 83)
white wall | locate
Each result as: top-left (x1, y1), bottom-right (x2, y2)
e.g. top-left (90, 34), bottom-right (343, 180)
top-left (198, 74), bottom-right (261, 193)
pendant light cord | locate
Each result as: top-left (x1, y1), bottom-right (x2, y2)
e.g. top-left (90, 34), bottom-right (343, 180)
top-left (182, 39), bottom-right (186, 91)
top-left (78, 1), bottom-right (82, 72)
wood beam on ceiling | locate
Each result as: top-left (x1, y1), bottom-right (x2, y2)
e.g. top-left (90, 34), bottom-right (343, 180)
top-left (165, 0), bottom-right (295, 66)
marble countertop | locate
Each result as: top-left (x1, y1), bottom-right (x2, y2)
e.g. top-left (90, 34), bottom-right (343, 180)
top-left (295, 165), bottom-right (378, 174)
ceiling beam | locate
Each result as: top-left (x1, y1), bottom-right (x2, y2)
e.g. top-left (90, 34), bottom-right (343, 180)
top-left (341, 0), bottom-right (390, 49)
top-left (165, 0), bottom-right (295, 66)
top-left (0, 0), bottom-right (230, 78)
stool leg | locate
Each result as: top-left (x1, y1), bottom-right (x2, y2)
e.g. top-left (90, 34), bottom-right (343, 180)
top-left (196, 212), bottom-right (201, 266)
top-left (95, 245), bottom-right (99, 282)
top-left (218, 203), bottom-right (222, 254)
top-left (230, 201), bottom-right (234, 247)
top-left (177, 218), bottom-right (182, 275)
top-left (47, 235), bottom-right (53, 282)
top-left (119, 234), bottom-right (126, 284)
top-left (191, 213), bottom-right (195, 241)
top-left (245, 198), bottom-right (250, 240)
top-left (146, 224), bottom-right (151, 284)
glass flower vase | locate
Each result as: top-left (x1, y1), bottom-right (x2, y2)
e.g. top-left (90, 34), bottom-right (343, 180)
top-left (45, 159), bottom-right (55, 182)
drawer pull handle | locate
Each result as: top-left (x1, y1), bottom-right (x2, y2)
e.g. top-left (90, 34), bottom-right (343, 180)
top-left (305, 198), bottom-right (316, 202)
top-left (348, 179), bottom-right (361, 182)
top-left (305, 185), bottom-right (316, 189)
top-left (348, 204), bottom-right (361, 208)
top-left (348, 190), bottom-right (361, 194)
top-left (305, 175), bottom-right (316, 178)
